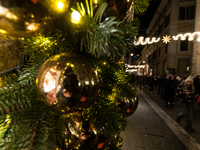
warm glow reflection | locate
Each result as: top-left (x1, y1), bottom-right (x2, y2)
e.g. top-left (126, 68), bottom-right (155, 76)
top-left (0, 6), bottom-right (8, 16)
top-left (71, 10), bottom-right (81, 23)
top-left (57, 1), bottom-right (64, 10)
top-left (43, 71), bottom-right (56, 93)
top-left (94, 0), bottom-right (98, 4)
top-left (5, 12), bottom-right (18, 20)
top-left (25, 22), bottom-right (39, 31)
top-left (0, 29), bottom-right (7, 34)
top-left (0, 6), bottom-right (18, 20)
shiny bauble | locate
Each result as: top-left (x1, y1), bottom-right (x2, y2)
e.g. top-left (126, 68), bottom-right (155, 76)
top-left (104, 0), bottom-right (133, 20)
top-left (74, 0), bottom-right (133, 20)
top-left (116, 96), bottom-right (138, 117)
top-left (92, 0), bottom-right (133, 21)
top-left (68, 119), bottom-right (111, 150)
top-left (36, 52), bottom-right (99, 113)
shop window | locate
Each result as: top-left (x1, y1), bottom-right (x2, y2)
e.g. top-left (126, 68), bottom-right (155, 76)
top-left (179, 6), bottom-right (195, 20)
top-left (180, 38), bottom-right (188, 51)
top-left (165, 14), bottom-right (170, 27)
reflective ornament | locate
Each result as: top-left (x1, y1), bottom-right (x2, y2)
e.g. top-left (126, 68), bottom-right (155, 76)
top-left (74, 0), bottom-right (133, 20)
top-left (90, 0), bottom-right (133, 20)
top-left (36, 52), bottom-right (99, 113)
top-left (116, 96), bottom-right (138, 117)
top-left (68, 119), bottom-right (111, 150)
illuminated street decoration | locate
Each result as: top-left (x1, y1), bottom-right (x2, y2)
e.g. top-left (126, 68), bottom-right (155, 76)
top-left (134, 31), bottom-right (200, 45)
top-left (162, 35), bottom-right (171, 44)
top-left (127, 65), bottom-right (145, 68)
top-left (172, 32), bottom-right (200, 42)
top-left (134, 36), bottom-right (160, 45)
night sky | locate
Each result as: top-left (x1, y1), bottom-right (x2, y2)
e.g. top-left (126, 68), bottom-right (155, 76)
top-left (137, 0), bottom-right (161, 36)
top-left (134, 0), bottom-right (161, 55)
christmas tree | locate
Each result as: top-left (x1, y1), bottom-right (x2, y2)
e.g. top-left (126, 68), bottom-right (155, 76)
top-left (0, 0), bottom-right (149, 149)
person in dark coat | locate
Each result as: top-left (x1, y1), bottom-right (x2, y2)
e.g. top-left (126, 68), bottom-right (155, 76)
top-left (157, 75), bottom-right (162, 95)
top-left (160, 75), bottom-right (166, 100)
top-left (169, 75), bottom-right (176, 105)
top-left (137, 75), bottom-right (144, 91)
top-left (193, 75), bottom-right (199, 93)
top-left (164, 75), bottom-right (171, 106)
top-left (56, 66), bottom-right (79, 107)
top-left (149, 75), bottom-right (154, 93)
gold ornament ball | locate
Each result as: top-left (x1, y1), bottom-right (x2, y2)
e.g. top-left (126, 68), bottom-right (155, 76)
top-left (36, 52), bottom-right (99, 113)
top-left (116, 96), bottom-right (138, 117)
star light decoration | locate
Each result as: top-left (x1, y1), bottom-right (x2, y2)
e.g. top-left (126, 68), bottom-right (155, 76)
top-left (162, 35), bottom-right (171, 44)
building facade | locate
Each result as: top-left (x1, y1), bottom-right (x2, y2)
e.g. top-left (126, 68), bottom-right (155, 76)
top-left (139, 0), bottom-right (200, 77)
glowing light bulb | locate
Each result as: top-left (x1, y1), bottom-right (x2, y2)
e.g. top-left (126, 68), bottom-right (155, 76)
top-left (57, 1), bottom-right (64, 10)
top-left (71, 10), bottom-right (81, 23)
top-left (0, 29), bottom-right (7, 34)
top-left (26, 23), bottom-right (39, 31)
top-left (94, 0), bottom-right (98, 4)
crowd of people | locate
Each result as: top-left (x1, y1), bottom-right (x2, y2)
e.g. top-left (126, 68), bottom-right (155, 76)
top-left (129, 74), bottom-right (200, 132)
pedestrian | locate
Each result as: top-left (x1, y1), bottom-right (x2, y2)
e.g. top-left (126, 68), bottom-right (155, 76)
top-left (193, 75), bottom-right (200, 92)
top-left (176, 76), bottom-right (196, 132)
top-left (146, 75), bottom-right (150, 88)
top-left (149, 75), bottom-right (154, 93)
top-left (193, 75), bottom-right (199, 86)
top-left (160, 75), bottom-right (166, 100)
top-left (164, 74), bottom-right (172, 106)
top-left (157, 75), bottom-right (162, 95)
top-left (170, 75), bottom-right (176, 104)
top-left (138, 75), bottom-right (144, 92)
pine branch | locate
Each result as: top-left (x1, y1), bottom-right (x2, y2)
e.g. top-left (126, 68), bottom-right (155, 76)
top-left (74, 0), bottom-right (124, 58)
top-left (115, 83), bottom-right (137, 100)
top-left (133, 0), bottom-right (150, 15)
top-left (84, 96), bottom-right (127, 136)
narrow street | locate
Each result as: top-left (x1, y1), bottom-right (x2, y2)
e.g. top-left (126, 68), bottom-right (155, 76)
top-left (121, 87), bottom-right (200, 150)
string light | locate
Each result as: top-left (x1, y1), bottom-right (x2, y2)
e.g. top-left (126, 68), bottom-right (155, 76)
top-left (134, 31), bottom-right (200, 45)
top-left (57, 1), bottom-right (64, 10)
top-left (25, 22), bottom-right (40, 31)
top-left (71, 10), bottom-right (81, 24)
top-left (162, 35), bottom-right (171, 44)
top-left (94, 0), bottom-right (98, 4)
top-left (172, 32), bottom-right (200, 42)
top-left (0, 29), bottom-right (7, 34)
top-left (134, 36), bottom-right (160, 45)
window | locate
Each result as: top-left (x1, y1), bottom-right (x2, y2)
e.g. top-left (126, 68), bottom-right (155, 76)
top-left (180, 39), bottom-right (188, 51)
top-left (179, 6), bottom-right (195, 20)
top-left (153, 51), bottom-right (156, 59)
top-left (158, 47), bottom-right (161, 57)
top-left (165, 44), bottom-right (168, 54)
top-left (165, 14), bottom-right (170, 27)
